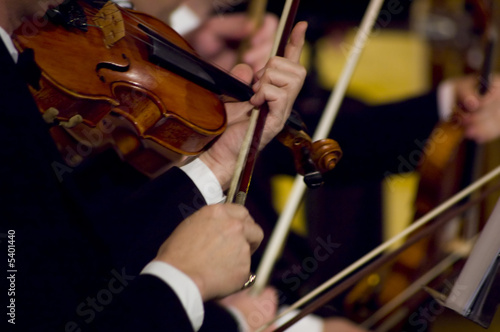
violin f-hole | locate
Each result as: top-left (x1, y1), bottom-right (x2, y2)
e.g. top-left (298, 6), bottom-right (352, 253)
top-left (96, 54), bottom-right (131, 82)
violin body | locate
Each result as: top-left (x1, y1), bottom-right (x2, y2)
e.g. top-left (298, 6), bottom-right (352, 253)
top-left (14, 0), bottom-right (341, 181)
top-left (14, 0), bottom-right (226, 176)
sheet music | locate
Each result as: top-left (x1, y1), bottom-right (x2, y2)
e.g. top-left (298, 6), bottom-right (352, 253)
top-left (445, 197), bottom-right (500, 315)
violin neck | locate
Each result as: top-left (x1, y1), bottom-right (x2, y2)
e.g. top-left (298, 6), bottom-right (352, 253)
top-left (478, 26), bottom-right (497, 95)
top-left (142, 24), bottom-right (254, 101)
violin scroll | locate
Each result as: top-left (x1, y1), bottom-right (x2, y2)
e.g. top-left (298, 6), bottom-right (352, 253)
top-left (277, 114), bottom-right (342, 188)
top-left (311, 138), bottom-right (342, 174)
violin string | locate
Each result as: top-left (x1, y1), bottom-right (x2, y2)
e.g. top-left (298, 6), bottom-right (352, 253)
top-left (82, 6), bottom-right (156, 49)
top-left (103, 5), bottom-right (238, 78)
top-left (81, 2), bottom-right (249, 97)
top-left (118, 8), bottom-right (172, 45)
top-left (83, 1), bottom-right (228, 75)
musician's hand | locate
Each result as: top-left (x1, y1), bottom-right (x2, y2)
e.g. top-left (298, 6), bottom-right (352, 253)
top-left (185, 13), bottom-right (278, 72)
top-left (199, 21), bottom-right (307, 189)
top-left (132, 0), bottom-right (184, 22)
top-left (219, 287), bottom-right (278, 331)
top-left (154, 204), bottom-right (263, 301)
top-left (453, 74), bottom-right (500, 143)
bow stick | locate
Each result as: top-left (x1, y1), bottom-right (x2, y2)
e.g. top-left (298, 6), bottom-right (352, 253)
top-left (257, 0), bottom-right (499, 329)
top-left (225, 0), bottom-right (301, 288)
top-left (236, 0), bottom-right (268, 61)
top-left (259, 164), bottom-right (500, 331)
top-left (361, 9), bottom-right (498, 329)
top-left (250, 0), bottom-right (386, 295)
top-left (226, 0), bottom-right (301, 205)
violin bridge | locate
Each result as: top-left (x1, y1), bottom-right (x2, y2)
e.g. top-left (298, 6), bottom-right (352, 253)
top-left (93, 2), bottom-right (125, 48)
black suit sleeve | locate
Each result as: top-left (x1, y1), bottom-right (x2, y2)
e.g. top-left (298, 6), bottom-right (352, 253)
top-left (326, 90), bottom-right (440, 183)
top-left (0, 40), bottom-right (237, 332)
top-left (79, 275), bottom-right (194, 332)
top-left (69, 153), bottom-right (207, 269)
top-left (261, 89), bottom-right (441, 184)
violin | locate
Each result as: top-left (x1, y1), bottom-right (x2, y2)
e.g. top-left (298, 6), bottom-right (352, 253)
top-left (14, 0), bottom-right (340, 182)
top-left (14, 0), bottom-right (231, 176)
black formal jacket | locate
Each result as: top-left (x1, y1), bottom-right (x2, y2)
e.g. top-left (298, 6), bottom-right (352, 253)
top-left (0, 39), bottom-right (237, 331)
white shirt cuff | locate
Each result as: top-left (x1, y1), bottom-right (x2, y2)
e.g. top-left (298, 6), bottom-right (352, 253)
top-left (0, 26), bottom-right (18, 63)
top-left (180, 158), bottom-right (225, 205)
top-left (274, 306), bottom-right (324, 332)
top-left (113, 0), bottom-right (134, 8)
top-left (437, 80), bottom-right (455, 121)
top-left (141, 261), bottom-right (204, 331)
